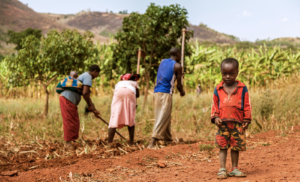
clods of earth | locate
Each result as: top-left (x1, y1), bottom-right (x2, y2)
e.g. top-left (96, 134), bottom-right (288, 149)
top-left (1, 127), bottom-right (300, 181)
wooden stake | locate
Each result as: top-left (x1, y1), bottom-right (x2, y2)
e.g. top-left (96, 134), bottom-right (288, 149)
top-left (137, 48), bottom-right (142, 74)
top-left (181, 29), bottom-right (186, 71)
top-left (181, 28), bottom-right (186, 85)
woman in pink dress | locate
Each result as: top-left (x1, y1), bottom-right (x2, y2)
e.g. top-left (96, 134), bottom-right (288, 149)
top-left (108, 73), bottom-right (140, 145)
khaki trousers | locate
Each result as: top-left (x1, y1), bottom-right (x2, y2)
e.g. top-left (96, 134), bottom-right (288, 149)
top-left (152, 92), bottom-right (172, 141)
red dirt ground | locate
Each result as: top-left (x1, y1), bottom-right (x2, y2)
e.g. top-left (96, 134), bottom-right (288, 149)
top-left (1, 127), bottom-right (300, 182)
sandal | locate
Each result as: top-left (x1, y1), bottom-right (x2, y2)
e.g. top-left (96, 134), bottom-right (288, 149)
top-left (227, 167), bottom-right (247, 177)
top-left (217, 168), bottom-right (227, 179)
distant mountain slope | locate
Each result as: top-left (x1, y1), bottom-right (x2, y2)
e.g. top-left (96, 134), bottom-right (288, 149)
top-left (43, 11), bottom-right (237, 44)
top-left (273, 37), bottom-right (300, 44)
top-left (0, 0), bottom-right (68, 33)
top-left (0, 0), bottom-right (110, 45)
top-left (188, 24), bottom-right (237, 43)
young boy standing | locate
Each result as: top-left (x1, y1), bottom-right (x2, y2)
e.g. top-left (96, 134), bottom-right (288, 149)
top-left (211, 58), bottom-right (252, 179)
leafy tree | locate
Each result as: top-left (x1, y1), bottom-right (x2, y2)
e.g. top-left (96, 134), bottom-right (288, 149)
top-left (6, 28), bottom-right (42, 50)
top-left (5, 29), bottom-right (98, 116)
top-left (111, 3), bottom-right (193, 106)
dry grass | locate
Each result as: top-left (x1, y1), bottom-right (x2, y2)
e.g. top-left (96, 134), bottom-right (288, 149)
top-left (0, 77), bottom-right (299, 144)
top-left (0, 77), bottom-right (299, 172)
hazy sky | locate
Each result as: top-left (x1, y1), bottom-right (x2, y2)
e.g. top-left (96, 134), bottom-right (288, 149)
top-left (19, 0), bottom-right (300, 41)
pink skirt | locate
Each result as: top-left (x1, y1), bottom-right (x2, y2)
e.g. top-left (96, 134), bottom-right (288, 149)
top-left (109, 87), bottom-right (136, 129)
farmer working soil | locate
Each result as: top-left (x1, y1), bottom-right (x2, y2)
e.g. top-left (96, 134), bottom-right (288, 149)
top-left (108, 73), bottom-right (140, 145)
top-left (148, 47), bottom-right (185, 149)
top-left (59, 65), bottom-right (101, 149)
top-left (211, 58), bottom-right (252, 179)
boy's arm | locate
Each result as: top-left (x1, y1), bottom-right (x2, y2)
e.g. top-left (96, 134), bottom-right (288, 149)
top-left (211, 88), bottom-right (220, 123)
top-left (243, 87), bottom-right (252, 123)
top-left (174, 63), bottom-right (185, 96)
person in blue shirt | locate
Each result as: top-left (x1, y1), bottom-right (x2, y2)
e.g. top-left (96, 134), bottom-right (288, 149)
top-left (148, 47), bottom-right (185, 149)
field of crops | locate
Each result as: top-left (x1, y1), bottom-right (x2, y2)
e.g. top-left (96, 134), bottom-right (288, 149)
top-left (1, 42), bottom-right (300, 99)
top-left (1, 39), bottom-right (300, 181)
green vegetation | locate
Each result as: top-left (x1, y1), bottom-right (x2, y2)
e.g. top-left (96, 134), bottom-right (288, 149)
top-left (2, 40), bottom-right (300, 101)
top-left (5, 29), bottom-right (98, 116)
top-left (184, 43), bottom-right (300, 90)
top-left (112, 3), bottom-right (192, 77)
top-left (0, 53), bottom-right (4, 62)
top-left (6, 28), bottom-right (42, 50)
top-left (112, 3), bottom-right (193, 107)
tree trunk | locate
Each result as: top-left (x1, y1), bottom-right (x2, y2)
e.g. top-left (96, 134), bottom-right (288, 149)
top-left (43, 85), bottom-right (49, 116)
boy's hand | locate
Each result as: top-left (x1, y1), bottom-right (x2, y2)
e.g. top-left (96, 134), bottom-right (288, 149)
top-left (215, 118), bottom-right (222, 127)
top-left (242, 122), bottom-right (249, 130)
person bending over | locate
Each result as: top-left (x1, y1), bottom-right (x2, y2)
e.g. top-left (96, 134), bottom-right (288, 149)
top-left (108, 73), bottom-right (140, 145)
top-left (59, 65), bottom-right (101, 149)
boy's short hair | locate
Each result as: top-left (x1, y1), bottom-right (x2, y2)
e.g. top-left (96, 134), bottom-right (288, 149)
top-left (89, 64), bottom-right (100, 72)
top-left (170, 47), bottom-right (181, 56)
top-left (221, 58), bottom-right (239, 70)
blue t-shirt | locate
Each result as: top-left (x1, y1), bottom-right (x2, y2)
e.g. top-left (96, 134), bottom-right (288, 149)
top-left (61, 72), bottom-right (93, 105)
top-left (154, 58), bottom-right (176, 94)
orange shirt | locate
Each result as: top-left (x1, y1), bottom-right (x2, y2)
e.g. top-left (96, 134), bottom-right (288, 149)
top-left (211, 81), bottom-right (252, 123)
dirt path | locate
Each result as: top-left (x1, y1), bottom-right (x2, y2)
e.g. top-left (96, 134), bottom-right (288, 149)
top-left (1, 128), bottom-right (300, 182)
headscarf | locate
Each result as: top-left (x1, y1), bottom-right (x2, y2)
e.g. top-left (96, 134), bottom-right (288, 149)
top-left (120, 73), bottom-right (140, 81)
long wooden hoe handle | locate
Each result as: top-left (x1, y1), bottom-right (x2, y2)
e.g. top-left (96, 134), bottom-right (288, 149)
top-left (181, 28), bottom-right (186, 84)
top-left (137, 48), bottom-right (141, 74)
top-left (97, 116), bottom-right (127, 140)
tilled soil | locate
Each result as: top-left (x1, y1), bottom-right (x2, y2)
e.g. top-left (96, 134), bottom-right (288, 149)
top-left (1, 127), bottom-right (300, 182)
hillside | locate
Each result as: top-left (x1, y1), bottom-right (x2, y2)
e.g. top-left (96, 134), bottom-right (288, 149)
top-left (41, 11), bottom-right (126, 38)
top-left (42, 10), bottom-right (237, 44)
top-left (0, 0), bottom-right (110, 51)
top-left (0, 0), bottom-right (69, 33)
top-left (273, 37), bottom-right (300, 44)
top-left (0, 0), bottom-right (238, 46)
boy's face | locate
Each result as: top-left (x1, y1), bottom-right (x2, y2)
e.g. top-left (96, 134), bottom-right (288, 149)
top-left (221, 63), bottom-right (238, 86)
